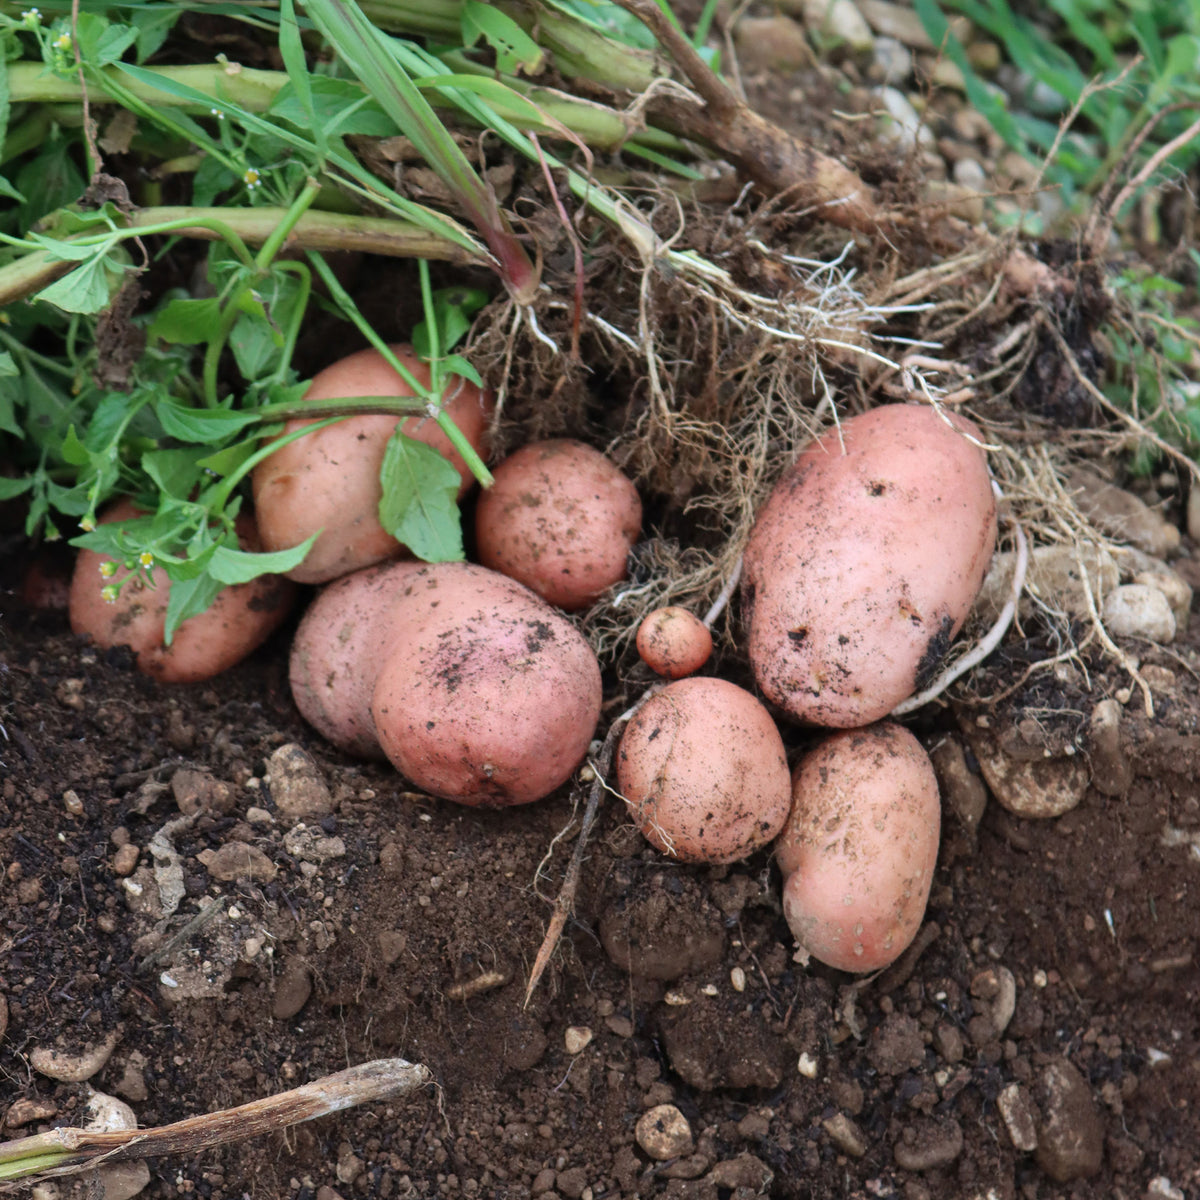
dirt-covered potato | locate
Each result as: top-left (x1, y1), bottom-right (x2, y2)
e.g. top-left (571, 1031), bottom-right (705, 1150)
top-left (69, 499), bottom-right (295, 684)
top-left (371, 563), bottom-right (602, 805)
top-left (474, 439), bottom-right (642, 611)
top-left (289, 559), bottom-right (425, 758)
top-left (778, 722), bottom-right (940, 972)
top-left (253, 345), bottom-right (492, 585)
top-left (635, 606), bottom-right (712, 679)
top-left (743, 404), bottom-right (996, 727)
top-left (616, 677), bottom-right (791, 863)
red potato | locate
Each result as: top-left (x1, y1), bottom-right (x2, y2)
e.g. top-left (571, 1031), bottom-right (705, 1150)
top-left (636, 606), bottom-right (712, 679)
top-left (742, 404), bottom-right (996, 727)
top-left (252, 345), bottom-right (493, 585)
top-left (474, 439), bottom-right (642, 611)
top-left (370, 563), bottom-right (602, 805)
top-left (778, 722), bottom-right (940, 972)
top-left (69, 499), bottom-right (295, 684)
top-left (616, 677), bottom-right (791, 863)
top-left (289, 559), bottom-right (426, 758)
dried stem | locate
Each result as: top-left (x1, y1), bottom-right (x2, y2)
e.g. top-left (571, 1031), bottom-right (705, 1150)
top-left (0, 1060), bottom-right (431, 1186)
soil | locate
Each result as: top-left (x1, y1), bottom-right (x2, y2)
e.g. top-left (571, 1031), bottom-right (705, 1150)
top-left (2, 532), bottom-right (1200, 1200)
top-left (3, 11), bottom-right (1200, 1200)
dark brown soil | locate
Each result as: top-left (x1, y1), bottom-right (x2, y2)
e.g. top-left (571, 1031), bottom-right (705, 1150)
top-left (2, 543), bottom-right (1199, 1200)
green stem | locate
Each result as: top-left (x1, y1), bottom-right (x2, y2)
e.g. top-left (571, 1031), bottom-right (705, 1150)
top-left (0, 207), bottom-right (476, 310)
top-left (6, 61), bottom-right (288, 112)
top-left (252, 394), bottom-right (428, 422)
top-left (269, 262), bottom-right (313, 387)
top-left (208, 416), bottom-right (346, 510)
top-left (308, 251), bottom-right (493, 487)
top-left (202, 180), bottom-right (324, 405)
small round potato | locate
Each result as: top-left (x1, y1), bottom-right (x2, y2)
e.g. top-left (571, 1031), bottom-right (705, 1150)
top-left (474, 439), bottom-right (642, 611)
top-left (371, 563), bottom-right (602, 805)
top-left (778, 722), bottom-right (940, 972)
top-left (636, 606), bottom-right (713, 679)
top-left (616, 677), bottom-right (791, 863)
top-left (289, 559), bottom-right (426, 758)
top-left (69, 499), bottom-right (295, 684)
top-left (743, 404), bottom-right (996, 726)
top-left (253, 345), bottom-right (492, 585)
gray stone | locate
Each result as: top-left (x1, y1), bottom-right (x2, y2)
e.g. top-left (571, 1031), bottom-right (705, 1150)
top-left (874, 87), bottom-right (935, 149)
top-left (266, 743), bottom-right (336, 821)
top-left (930, 734), bottom-right (987, 840)
top-left (964, 729), bottom-right (1089, 819)
top-left (823, 1112), bottom-right (868, 1158)
top-left (974, 543), bottom-right (1119, 623)
top-left (1102, 584), bottom-right (1176, 644)
top-left (1088, 699), bottom-right (1132, 797)
top-left (998, 1083), bottom-right (1038, 1152)
top-left (1067, 467), bottom-right (1181, 559)
top-left (1034, 1059), bottom-right (1104, 1182)
top-left (872, 36), bottom-right (912, 83)
top-left (800, 0), bottom-right (874, 51)
top-left (952, 157), bottom-right (987, 192)
top-left (893, 1117), bottom-right (964, 1171)
top-left (733, 16), bottom-right (814, 72)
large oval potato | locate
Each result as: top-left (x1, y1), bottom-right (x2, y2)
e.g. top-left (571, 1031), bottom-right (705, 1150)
top-left (70, 499), bottom-right (295, 684)
top-left (474, 439), bottom-right (642, 611)
top-left (289, 559), bottom-right (426, 758)
top-left (778, 722), bottom-right (940, 972)
top-left (253, 345), bottom-right (493, 585)
top-left (616, 677), bottom-right (791, 863)
top-left (370, 563), bottom-right (602, 805)
top-left (742, 405), bottom-right (996, 726)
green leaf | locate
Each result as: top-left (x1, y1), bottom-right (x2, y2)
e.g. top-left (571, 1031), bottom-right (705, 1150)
top-left (148, 297), bottom-right (224, 345)
top-left (164, 570), bottom-right (225, 643)
top-left (17, 138), bottom-right (86, 227)
top-left (36, 255), bottom-right (123, 315)
top-left (378, 431), bottom-right (464, 563)
top-left (267, 77), bottom-right (397, 137)
top-left (0, 476), bottom-right (32, 501)
top-left (441, 354), bottom-right (484, 388)
top-left (0, 352), bottom-right (15, 378)
top-left (61, 424), bottom-right (90, 467)
top-left (0, 49), bottom-right (10, 170)
top-left (461, 0), bottom-right (546, 75)
top-left (196, 437), bottom-right (261, 478)
top-left (141, 447), bottom-right (209, 498)
top-left (208, 536), bottom-right (318, 585)
top-left (132, 8), bottom-right (182, 63)
top-left (156, 401), bottom-right (259, 444)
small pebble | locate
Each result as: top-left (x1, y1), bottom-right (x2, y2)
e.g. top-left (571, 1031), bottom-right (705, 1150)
top-left (111, 843), bottom-right (140, 877)
top-left (1034, 1059), bottom-right (1104, 1182)
top-left (797, 1052), bottom-right (819, 1078)
top-left (822, 1112), bottom-right (868, 1158)
top-left (730, 967), bottom-right (746, 992)
top-left (1102, 584), bottom-right (1176, 643)
top-left (636, 1104), bottom-right (693, 1160)
top-left (564, 1026), bottom-right (593, 1055)
top-left (998, 1082), bottom-right (1038, 1151)
top-left (62, 789), bottom-right (84, 816)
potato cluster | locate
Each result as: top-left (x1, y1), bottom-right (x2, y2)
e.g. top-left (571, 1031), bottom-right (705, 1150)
top-left (67, 336), bottom-right (998, 971)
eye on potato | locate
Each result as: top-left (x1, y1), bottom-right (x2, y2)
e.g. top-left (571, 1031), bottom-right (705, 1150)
top-left (635, 606), bottom-right (712, 679)
top-left (69, 498), bottom-right (295, 684)
top-left (616, 677), bottom-right (791, 863)
top-left (253, 344), bottom-right (492, 585)
top-left (778, 722), bottom-right (940, 972)
top-left (474, 438), bottom-right (642, 611)
top-left (742, 404), bottom-right (996, 727)
top-left (370, 563), bottom-right (602, 805)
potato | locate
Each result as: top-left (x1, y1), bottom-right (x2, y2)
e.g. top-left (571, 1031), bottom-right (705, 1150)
top-left (289, 559), bottom-right (425, 758)
top-left (69, 499), bottom-right (295, 684)
top-left (616, 677), bottom-right (791, 863)
top-left (636, 606), bottom-right (712, 679)
top-left (474, 439), bottom-right (642, 611)
top-left (778, 722), bottom-right (940, 972)
top-left (253, 345), bottom-right (492, 585)
top-left (371, 563), bottom-right (602, 805)
top-left (742, 404), bottom-right (996, 726)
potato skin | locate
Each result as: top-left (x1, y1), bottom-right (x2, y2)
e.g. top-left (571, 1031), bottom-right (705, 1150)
top-left (69, 499), bottom-right (295, 684)
top-left (636, 607), bottom-right (713, 680)
top-left (616, 677), bottom-right (791, 863)
top-left (289, 559), bottom-right (425, 758)
top-left (252, 345), bottom-right (492, 585)
top-left (370, 563), bottom-right (602, 805)
top-left (778, 722), bottom-right (940, 972)
top-left (474, 439), bottom-right (642, 611)
top-left (743, 405), bottom-right (996, 727)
